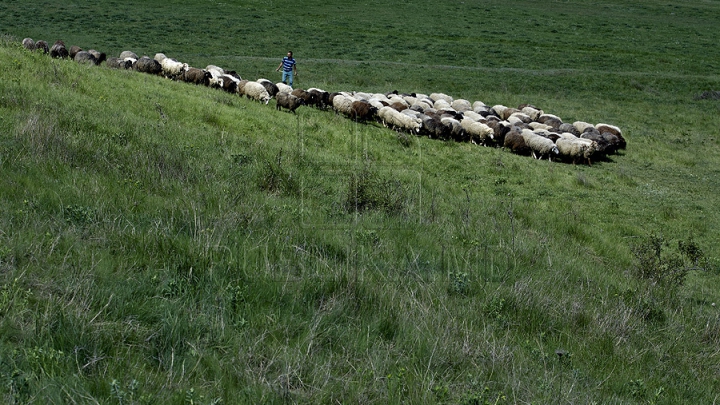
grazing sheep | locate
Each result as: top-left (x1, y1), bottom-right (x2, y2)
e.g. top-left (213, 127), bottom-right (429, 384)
top-left (573, 121), bottom-right (595, 134)
top-left (276, 82), bottom-right (293, 93)
top-left (154, 53), bottom-right (167, 62)
top-left (509, 112), bottom-right (532, 125)
top-left (207, 70), bottom-right (224, 89)
top-left (500, 107), bottom-right (521, 120)
top-left (462, 110), bottom-right (485, 122)
top-left (378, 106), bottom-right (421, 133)
top-left (451, 99), bottom-right (472, 112)
top-left (521, 129), bottom-right (559, 160)
top-left (461, 118), bottom-right (494, 145)
top-left (430, 92), bottom-right (453, 103)
top-left (291, 89), bottom-right (318, 107)
top-left (183, 68), bottom-right (212, 85)
top-left (160, 58), bottom-right (188, 79)
top-left (22, 38), bottom-right (35, 51)
top-left (521, 106), bottom-right (543, 121)
top-left (433, 99), bottom-right (452, 110)
top-left (50, 40), bottom-right (69, 59)
top-left (441, 117), bottom-right (466, 141)
top-left (556, 133), bottom-right (598, 165)
top-left (275, 91), bottom-right (304, 113)
top-left (350, 100), bottom-right (378, 122)
top-left (332, 93), bottom-right (355, 115)
top-left (87, 50), bottom-right (106, 65)
top-left (73, 51), bottom-right (97, 65)
top-left (243, 81), bottom-right (271, 104)
top-left (558, 123), bottom-right (580, 136)
top-left (105, 57), bottom-right (133, 69)
top-left (237, 79), bottom-right (250, 95)
top-left (486, 119), bottom-right (512, 146)
top-left (35, 40), bottom-right (49, 54)
top-left (69, 45), bottom-right (82, 59)
top-left (257, 79), bottom-right (279, 97)
top-left (220, 74), bottom-right (240, 93)
top-left (503, 126), bottom-right (531, 155)
top-left (119, 51), bottom-right (138, 60)
top-left (307, 88), bottom-right (330, 108)
top-left (529, 122), bottom-right (553, 131)
top-left (421, 114), bottom-right (451, 139)
top-left (135, 56), bottom-right (162, 75)
top-left (595, 123), bottom-right (626, 149)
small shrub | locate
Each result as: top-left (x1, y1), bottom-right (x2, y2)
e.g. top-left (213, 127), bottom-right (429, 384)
top-left (343, 167), bottom-right (406, 214)
top-left (257, 149), bottom-right (299, 196)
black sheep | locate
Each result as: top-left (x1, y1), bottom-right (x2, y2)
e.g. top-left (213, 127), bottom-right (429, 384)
top-left (50, 40), bottom-right (69, 59)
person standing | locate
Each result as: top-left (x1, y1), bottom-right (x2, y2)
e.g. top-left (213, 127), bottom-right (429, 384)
top-left (276, 51), bottom-right (297, 87)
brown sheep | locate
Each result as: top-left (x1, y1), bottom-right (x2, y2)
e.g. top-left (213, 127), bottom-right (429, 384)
top-left (503, 126), bottom-right (531, 155)
top-left (183, 68), bottom-right (212, 86)
top-left (291, 89), bottom-right (319, 106)
top-left (350, 100), bottom-right (378, 122)
top-left (275, 92), bottom-right (304, 114)
top-left (69, 45), bottom-right (82, 59)
top-left (35, 40), bottom-right (49, 54)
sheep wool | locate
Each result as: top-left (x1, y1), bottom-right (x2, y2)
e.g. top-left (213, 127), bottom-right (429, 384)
top-left (521, 129), bottom-right (559, 160)
top-left (244, 81), bottom-right (271, 104)
top-left (461, 118), bottom-right (494, 145)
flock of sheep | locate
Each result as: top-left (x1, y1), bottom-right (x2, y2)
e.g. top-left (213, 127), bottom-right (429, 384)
top-left (21, 38), bottom-right (626, 165)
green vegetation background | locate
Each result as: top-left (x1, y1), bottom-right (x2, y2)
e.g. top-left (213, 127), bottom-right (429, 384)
top-left (1, 0), bottom-right (720, 403)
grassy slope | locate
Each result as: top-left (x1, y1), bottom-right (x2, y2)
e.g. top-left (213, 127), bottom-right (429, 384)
top-left (1, 0), bottom-right (720, 403)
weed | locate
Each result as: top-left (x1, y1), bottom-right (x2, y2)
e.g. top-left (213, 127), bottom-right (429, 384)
top-left (343, 166), bottom-right (406, 214)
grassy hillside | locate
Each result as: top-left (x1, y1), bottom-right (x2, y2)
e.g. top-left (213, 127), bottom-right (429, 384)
top-left (1, 0), bottom-right (720, 403)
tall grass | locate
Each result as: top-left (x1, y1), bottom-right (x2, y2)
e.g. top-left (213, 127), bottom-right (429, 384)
top-left (1, 1), bottom-right (720, 402)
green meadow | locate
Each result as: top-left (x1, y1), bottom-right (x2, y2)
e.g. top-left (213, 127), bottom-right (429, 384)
top-left (1, 0), bottom-right (720, 403)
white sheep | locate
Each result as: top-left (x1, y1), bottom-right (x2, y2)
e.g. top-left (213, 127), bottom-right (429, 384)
top-left (472, 100), bottom-right (486, 113)
top-left (412, 101), bottom-right (433, 112)
top-left (160, 58), bottom-right (189, 79)
top-left (276, 82), bottom-right (293, 93)
top-left (492, 104), bottom-right (508, 119)
top-left (243, 81), bottom-right (271, 104)
top-left (556, 133), bottom-right (597, 165)
top-left (353, 92), bottom-right (372, 101)
top-left (529, 122), bottom-right (553, 131)
top-left (119, 50), bottom-right (138, 60)
top-left (430, 92), bottom-right (453, 104)
top-left (153, 53), bottom-right (167, 63)
top-left (462, 110), bottom-right (485, 122)
top-left (461, 118), bottom-right (494, 145)
top-left (573, 121), bottom-right (595, 134)
top-left (332, 93), bottom-right (356, 115)
top-left (521, 129), bottom-right (559, 160)
top-left (521, 106), bottom-right (543, 121)
top-left (595, 123), bottom-right (622, 137)
top-left (206, 65), bottom-right (224, 75)
top-left (509, 112), bottom-right (532, 124)
top-left (433, 99), bottom-right (452, 110)
top-left (378, 106), bottom-right (421, 133)
top-left (368, 98), bottom-right (387, 110)
top-left (451, 99), bottom-right (472, 112)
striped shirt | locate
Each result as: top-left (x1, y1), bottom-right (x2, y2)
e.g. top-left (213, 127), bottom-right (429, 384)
top-left (281, 56), bottom-right (296, 72)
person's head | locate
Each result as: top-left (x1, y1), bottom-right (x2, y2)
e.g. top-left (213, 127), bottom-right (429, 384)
top-left (287, 51), bottom-right (293, 58)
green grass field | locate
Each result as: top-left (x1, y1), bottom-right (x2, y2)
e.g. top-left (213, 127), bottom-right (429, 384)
top-left (2, 0), bottom-right (720, 403)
